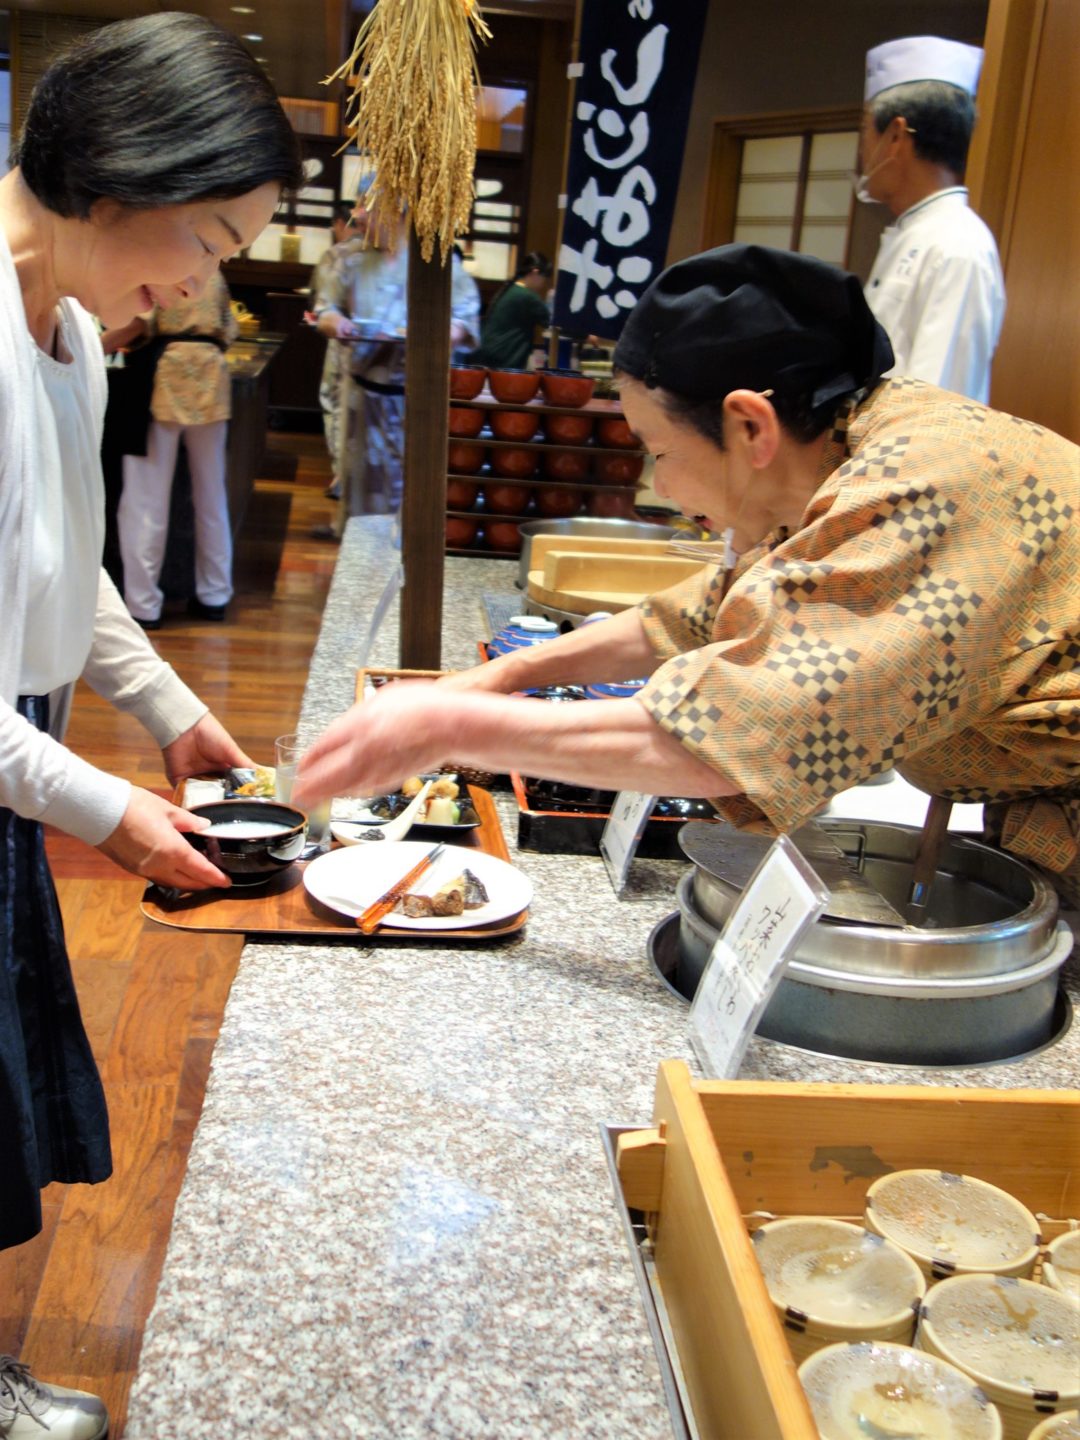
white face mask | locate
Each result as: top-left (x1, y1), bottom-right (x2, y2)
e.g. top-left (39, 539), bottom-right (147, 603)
top-left (850, 141), bottom-right (891, 204)
top-left (851, 120), bottom-right (914, 204)
top-left (851, 167), bottom-right (884, 205)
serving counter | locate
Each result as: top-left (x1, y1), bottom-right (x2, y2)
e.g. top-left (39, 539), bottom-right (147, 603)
top-left (123, 517), bottom-right (1080, 1439)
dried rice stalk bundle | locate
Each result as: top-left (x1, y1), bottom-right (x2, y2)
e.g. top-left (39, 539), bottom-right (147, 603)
top-left (328, 0), bottom-right (490, 264)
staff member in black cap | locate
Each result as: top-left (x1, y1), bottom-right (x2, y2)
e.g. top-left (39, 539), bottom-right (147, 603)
top-left (296, 245), bottom-right (1080, 902)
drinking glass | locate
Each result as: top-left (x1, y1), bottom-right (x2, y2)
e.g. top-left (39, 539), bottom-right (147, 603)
top-left (274, 732), bottom-right (302, 804)
top-left (275, 733), bottom-right (330, 858)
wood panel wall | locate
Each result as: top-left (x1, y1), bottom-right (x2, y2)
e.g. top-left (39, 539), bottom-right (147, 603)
top-left (11, 11), bottom-right (102, 133)
top-left (969, 0), bottom-right (1079, 441)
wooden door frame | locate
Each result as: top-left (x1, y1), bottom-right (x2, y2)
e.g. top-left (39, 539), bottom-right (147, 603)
top-left (965, 0), bottom-right (1047, 259)
top-left (702, 105), bottom-right (862, 256)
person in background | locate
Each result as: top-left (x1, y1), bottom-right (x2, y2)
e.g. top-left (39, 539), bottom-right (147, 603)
top-left (0, 14), bottom-right (300, 1434)
top-left (314, 201), bottom-right (480, 524)
top-left (858, 35), bottom-right (1005, 403)
top-left (116, 269), bottom-right (239, 629)
top-left (312, 199), bottom-right (361, 502)
top-left (312, 200), bottom-right (357, 298)
top-left (450, 244), bottom-right (482, 367)
top-left (471, 251), bottom-right (552, 371)
top-left (295, 243), bottom-right (1080, 911)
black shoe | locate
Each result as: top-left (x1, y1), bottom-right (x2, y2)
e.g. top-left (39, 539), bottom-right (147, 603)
top-left (134, 615), bottom-right (162, 631)
top-left (310, 523), bottom-right (340, 541)
top-left (187, 598), bottom-right (228, 622)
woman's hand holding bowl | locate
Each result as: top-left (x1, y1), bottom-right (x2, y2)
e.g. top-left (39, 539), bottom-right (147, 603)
top-left (97, 787), bottom-right (230, 890)
top-left (162, 712), bottom-right (254, 785)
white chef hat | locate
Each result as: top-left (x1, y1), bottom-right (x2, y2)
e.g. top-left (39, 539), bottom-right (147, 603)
top-left (864, 36), bottom-right (983, 102)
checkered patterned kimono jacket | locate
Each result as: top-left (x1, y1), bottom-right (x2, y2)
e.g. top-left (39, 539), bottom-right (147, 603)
top-left (638, 378), bottom-right (1080, 902)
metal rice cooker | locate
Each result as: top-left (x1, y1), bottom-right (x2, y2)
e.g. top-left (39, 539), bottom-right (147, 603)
top-left (673, 820), bottom-right (1073, 1066)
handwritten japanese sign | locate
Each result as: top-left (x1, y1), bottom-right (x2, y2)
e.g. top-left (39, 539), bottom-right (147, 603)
top-left (600, 789), bottom-right (657, 894)
top-left (689, 835), bottom-right (829, 1078)
top-left (552, 0), bottom-right (709, 339)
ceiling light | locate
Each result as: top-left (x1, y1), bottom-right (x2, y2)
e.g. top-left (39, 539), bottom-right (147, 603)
top-left (230, 6), bottom-right (256, 13)
top-left (243, 32), bottom-right (263, 41)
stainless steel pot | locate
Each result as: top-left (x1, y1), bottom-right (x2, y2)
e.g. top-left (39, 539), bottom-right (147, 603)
top-left (515, 517), bottom-right (677, 589)
top-left (673, 872), bottom-right (1072, 1065)
top-left (670, 819), bottom-right (1075, 1066)
top-left (680, 820), bottom-right (1062, 980)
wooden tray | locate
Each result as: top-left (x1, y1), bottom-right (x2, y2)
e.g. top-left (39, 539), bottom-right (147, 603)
top-left (141, 783), bottom-right (527, 940)
top-left (355, 666), bottom-right (448, 701)
top-left (614, 1062), bottom-right (1080, 1440)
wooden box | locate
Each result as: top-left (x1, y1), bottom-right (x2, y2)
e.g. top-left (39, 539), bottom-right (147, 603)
top-left (527, 534), bottom-right (676, 572)
top-left (615, 1061), bottom-right (1080, 1440)
top-left (527, 551), bottom-right (705, 616)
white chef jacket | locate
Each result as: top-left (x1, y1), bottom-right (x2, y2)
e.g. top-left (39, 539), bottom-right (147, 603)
top-left (864, 187), bottom-right (1005, 403)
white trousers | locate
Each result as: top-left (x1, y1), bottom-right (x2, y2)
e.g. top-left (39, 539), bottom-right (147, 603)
top-left (118, 419), bottom-right (233, 621)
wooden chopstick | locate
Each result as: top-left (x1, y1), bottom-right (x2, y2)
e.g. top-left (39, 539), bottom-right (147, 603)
top-left (357, 842), bottom-right (446, 934)
top-left (904, 795), bottom-right (953, 923)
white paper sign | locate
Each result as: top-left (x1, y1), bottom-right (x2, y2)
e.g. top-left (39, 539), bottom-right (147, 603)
top-left (600, 790), bottom-right (657, 894)
top-left (689, 835), bottom-right (828, 1078)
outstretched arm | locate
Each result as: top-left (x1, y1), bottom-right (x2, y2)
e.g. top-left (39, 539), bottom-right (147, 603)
top-left (292, 679), bottom-right (733, 808)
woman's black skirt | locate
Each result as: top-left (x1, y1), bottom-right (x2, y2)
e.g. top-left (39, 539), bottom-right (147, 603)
top-left (0, 695), bottom-right (112, 1251)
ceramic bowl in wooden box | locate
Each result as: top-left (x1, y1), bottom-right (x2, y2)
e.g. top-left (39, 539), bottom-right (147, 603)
top-left (611, 1064), bottom-right (1080, 1440)
top-left (1043, 1229), bottom-right (1080, 1304)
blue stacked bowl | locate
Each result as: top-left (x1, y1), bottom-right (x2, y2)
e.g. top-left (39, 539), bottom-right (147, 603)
top-left (584, 678), bottom-right (648, 700)
top-left (487, 616), bottom-right (560, 659)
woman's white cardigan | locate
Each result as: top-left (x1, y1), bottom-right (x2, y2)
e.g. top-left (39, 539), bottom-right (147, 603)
top-left (1, 225), bottom-right (206, 845)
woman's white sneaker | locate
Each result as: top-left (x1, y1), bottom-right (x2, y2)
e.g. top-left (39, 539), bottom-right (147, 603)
top-left (0, 1356), bottom-right (108, 1439)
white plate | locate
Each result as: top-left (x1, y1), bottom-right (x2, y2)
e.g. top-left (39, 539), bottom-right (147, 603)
top-left (302, 841), bottom-right (532, 930)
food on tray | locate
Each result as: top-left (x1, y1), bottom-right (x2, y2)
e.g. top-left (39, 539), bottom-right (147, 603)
top-left (184, 777), bottom-right (228, 807)
top-left (919, 1272), bottom-right (1080, 1429)
top-left (227, 765), bottom-right (276, 798)
top-left (371, 775), bottom-right (479, 828)
top-left (1043, 1229), bottom-right (1080, 1303)
top-left (395, 868), bottom-right (489, 918)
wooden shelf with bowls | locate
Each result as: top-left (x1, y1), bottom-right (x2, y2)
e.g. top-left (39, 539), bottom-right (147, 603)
top-left (445, 376), bottom-right (647, 559)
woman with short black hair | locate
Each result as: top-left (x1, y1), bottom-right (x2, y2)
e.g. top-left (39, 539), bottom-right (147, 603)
top-left (0, 15), bottom-right (299, 1434)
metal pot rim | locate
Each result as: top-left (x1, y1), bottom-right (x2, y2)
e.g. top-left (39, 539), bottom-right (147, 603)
top-left (675, 870), bottom-right (1072, 992)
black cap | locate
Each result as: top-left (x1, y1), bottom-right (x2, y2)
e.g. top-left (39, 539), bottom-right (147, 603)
top-left (613, 244), bottom-right (894, 412)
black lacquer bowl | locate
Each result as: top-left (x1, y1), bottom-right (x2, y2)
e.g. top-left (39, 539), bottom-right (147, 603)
top-left (185, 799), bottom-right (308, 885)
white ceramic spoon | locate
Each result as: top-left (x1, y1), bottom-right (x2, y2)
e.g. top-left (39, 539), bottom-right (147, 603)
top-left (330, 779), bottom-right (434, 846)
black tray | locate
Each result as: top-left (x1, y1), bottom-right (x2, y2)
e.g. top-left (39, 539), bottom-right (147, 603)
top-left (511, 772), bottom-right (718, 858)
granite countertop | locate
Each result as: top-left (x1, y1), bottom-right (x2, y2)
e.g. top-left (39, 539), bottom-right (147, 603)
top-left (124, 518), bottom-right (1079, 1439)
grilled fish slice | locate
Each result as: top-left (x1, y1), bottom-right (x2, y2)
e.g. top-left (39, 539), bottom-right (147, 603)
top-left (395, 868), bottom-right (489, 918)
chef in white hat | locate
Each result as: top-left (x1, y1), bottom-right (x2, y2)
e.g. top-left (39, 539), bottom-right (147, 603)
top-left (858, 35), bottom-right (1005, 403)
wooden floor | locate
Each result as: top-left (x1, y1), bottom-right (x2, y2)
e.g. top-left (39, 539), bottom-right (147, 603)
top-left (0, 432), bottom-right (338, 1435)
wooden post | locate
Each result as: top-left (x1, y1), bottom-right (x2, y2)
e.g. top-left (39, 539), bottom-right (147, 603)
top-left (400, 231), bottom-right (451, 669)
